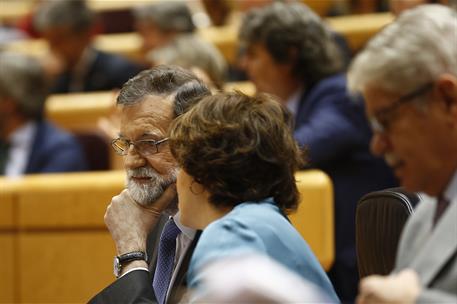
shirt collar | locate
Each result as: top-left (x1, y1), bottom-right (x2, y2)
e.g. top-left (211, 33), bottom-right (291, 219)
top-left (172, 211), bottom-right (196, 239)
top-left (9, 121), bottom-right (36, 149)
top-left (285, 86), bottom-right (305, 117)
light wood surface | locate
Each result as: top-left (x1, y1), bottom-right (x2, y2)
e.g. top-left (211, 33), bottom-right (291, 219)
top-left (45, 91), bottom-right (117, 132)
top-left (327, 12), bottom-right (394, 51)
top-left (289, 170), bottom-right (335, 271)
top-left (0, 171), bottom-right (125, 303)
top-left (0, 168), bottom-right (333, 302)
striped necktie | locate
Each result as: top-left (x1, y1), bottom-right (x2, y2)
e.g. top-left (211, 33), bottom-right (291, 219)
top-left (153, 218), bottom-right (181, 304)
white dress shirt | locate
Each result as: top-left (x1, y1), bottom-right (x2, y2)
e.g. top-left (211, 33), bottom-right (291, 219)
top-left (5, 121), bottom-right (36, 178)
top-left (285, 86), bottom-right (305, 117)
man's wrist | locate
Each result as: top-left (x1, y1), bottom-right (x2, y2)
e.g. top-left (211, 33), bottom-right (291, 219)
top-left (119, 260), bottom-right (148, 276)
top-left (113, 251), bottom-right (148, 277)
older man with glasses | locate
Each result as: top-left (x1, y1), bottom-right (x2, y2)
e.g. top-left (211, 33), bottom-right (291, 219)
top-left (89, 66), bottom-right (211, 304)
top-left (348, 5), bottom-right (457, 303)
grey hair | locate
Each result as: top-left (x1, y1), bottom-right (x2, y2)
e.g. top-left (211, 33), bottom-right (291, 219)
top-left (239, 2), bottom-right (343, 88)
top-left (0, 53), bottom-right (48, 120)
top-left (117, 65), bottom-right (210, 118)
top-left (148, 34), bottom-right (227, 89)
top-left (348, 4), bottom-right (457, 95)
top-left (133, 1), bottom-right (195, 33)
top-left (34, 0), bottom-right (94, 33)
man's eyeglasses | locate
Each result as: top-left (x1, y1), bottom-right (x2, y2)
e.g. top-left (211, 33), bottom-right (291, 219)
top-left (370, 82), bottom-right (434, 134)
top-left (111, 137), bottom-right (169, 156)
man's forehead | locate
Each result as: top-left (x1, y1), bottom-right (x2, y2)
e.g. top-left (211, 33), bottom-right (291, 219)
top-left (118, 94), bottom-right (174, 135)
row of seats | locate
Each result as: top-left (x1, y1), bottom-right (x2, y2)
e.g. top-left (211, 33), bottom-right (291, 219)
top-left (0, 169), bottom-right (333, 303)
top-left (4, 13), bottom-right (394, 64)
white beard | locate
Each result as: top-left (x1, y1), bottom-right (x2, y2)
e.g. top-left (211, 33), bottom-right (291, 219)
top-left (126, 166), bottom-right (178, 211)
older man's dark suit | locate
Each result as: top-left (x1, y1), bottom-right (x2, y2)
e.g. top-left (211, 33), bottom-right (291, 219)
top-left (89, 215), bottom-right (200, 304)
top-left (293, 73), bottom-right (398, 301)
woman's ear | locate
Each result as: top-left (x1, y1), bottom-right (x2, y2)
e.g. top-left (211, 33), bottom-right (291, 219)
top-left (190, 179), bottom-right (206, 195)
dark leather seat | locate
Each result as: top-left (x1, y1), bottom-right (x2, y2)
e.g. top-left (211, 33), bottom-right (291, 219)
top-left (356, 187), bottom-right (421, 278)
top-left (75, 132), bottom-right (110, 171)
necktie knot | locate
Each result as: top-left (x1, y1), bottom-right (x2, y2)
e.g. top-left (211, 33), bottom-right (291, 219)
top-left (160, 219), bottom-right (181, 242)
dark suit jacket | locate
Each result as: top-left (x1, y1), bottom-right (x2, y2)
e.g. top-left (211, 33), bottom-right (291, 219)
top-left (294, 73), bottom-right (398, 300)
top-left (25, 121), bottom-right (87, 174)
top-left (51, 49), bottom-right (145, 94)
top-left (89, 214), bottom-right (201, 304)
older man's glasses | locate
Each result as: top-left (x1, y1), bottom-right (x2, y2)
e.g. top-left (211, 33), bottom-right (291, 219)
top-left (111, 137), bottom-right (169, 156)
top-left (370, 82), bottom-right (434, 134)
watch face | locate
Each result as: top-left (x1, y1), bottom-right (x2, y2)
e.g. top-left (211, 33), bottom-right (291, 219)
top-left (113, 256), bottom-right (121, 277)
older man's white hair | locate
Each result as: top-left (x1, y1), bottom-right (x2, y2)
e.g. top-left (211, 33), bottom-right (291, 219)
top-left (348, 4), bottom-right (457, 95)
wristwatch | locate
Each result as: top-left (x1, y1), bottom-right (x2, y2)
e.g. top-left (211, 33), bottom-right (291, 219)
top-left (113, 251), bottom-right (148, 278)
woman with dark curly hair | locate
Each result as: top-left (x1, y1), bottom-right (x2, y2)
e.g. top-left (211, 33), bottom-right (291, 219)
top-left (169, 91), bottom-right (339, 301)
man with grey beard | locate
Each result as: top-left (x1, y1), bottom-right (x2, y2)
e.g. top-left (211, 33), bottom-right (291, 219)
top-left (89, 66), bottom-right (210, 304)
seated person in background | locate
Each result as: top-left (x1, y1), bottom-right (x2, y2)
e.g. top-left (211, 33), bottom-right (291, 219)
top-left (132, 1), bottom-right (195, 58)
top-left (148, 34), bottom-right (227, 91)
top-left (0, 52), bottom-right (87, 177)
top-left (33, 0), bottom-right (144, 93)
top-left (238, 2), bottom-right (397, 301)
top-left (349, 5), bottom-right (457, 303)
top-left (168, 91), bottom-right (339, 302)
top-left (133, 1), bottom-right (230, 85)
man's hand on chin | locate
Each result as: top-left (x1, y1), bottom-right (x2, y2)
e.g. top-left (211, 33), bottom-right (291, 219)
top-left (104, 184), bottom-right (177, 256)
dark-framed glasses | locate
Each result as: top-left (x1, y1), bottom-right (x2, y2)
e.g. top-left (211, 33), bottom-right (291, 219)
top-left (370, 82), bottom-right (434, 134)
top-left (111, 137), bottom-right (169, 156)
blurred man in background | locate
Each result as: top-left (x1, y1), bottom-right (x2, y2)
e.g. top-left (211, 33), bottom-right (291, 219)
top-left (0, 52), bottom-right (87, 177)
top-left (33, 0), bottom-right (144, 93)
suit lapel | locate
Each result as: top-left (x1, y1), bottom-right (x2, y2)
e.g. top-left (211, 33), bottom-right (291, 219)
top-left (410, 197), bottom-right (457, 286)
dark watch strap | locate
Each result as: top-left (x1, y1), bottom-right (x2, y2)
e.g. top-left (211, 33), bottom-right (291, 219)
top-left (117, 251), bottom-right (148, 264)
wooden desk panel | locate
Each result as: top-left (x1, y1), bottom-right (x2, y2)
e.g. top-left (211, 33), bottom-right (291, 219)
top-left (18, 232), bottom-right (115, 303)
top-left (45, 91), bottom-right (116, 132)
top-left (0, 185), bottom-right (15, 229)
top-left (0, 235), bottom-right (15, 303)
top-left (327, 13), bottom-right (394, 51)
top-left (289, 170), bottom-right (335, 271)
top-left (1, 171), bottom-right (125, 228)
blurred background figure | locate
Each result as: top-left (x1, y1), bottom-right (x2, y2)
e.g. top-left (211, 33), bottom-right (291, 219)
top-left (132, 1), bottom-right (195, 58)
top-left (33, 0), bottom-right (144, 93)
top-left (0, 52), bottom-right (87, 178)
top-left (192, 254), bottom-right (335, 303)
top-left (148, 34), bottom-right (227, 91)
top-left (132, 1), bottom-right (228, 88)
top-left (238, 2), bottom-right (397, 301)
